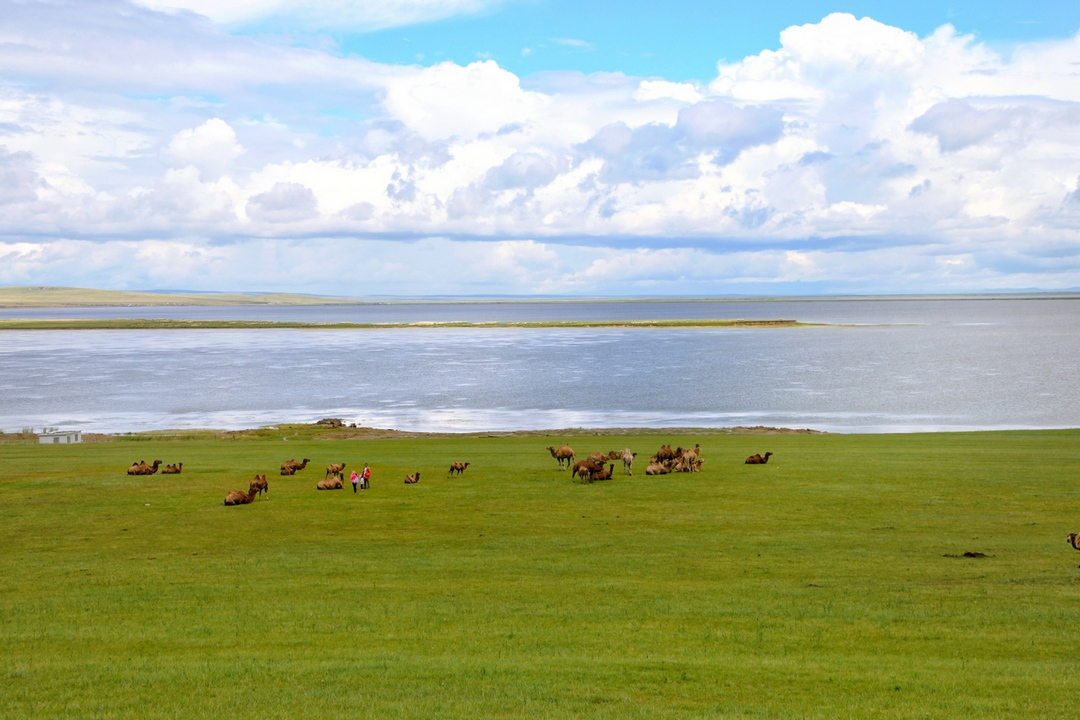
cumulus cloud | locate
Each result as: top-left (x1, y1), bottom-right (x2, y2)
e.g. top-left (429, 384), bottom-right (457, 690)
top-left (161, 118), bottom-right (245, 179)
top-left (246, 182), bottom-right (318, 223)
top-left (0, 146), bottom-right (45, 205)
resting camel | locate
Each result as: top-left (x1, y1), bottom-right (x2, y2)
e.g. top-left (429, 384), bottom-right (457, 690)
top-left (645, 463), bottom-right (669, 476)
top-left (317, 477), bottom-right (343, 490)
top-left (448, 462), bottom-right (470, 476)
top-left (591, 463), bottom-right (615, 482)
top-left (325, 462), bottom-right (346, 480)
top-left (127, 460), bottom-right (162, 475)
top-left (249, 474), bottom-right (268, 497)
top-left (1068, 533), bottom-right (1080, 567)
top-left (224, 488), bottom-right (258, 505)
top-left (405, 472), bottom-right (421, 484)
top-left (572, 460), bottom-right (604, 483)
top-left (280, 458), bottom-right (310, 476)
top-left (161, 463), bottom-right (183, 474)
top-left (547, 445), bottom-right (575, 470)
top-left (745, 452), bottom-right (773, 465)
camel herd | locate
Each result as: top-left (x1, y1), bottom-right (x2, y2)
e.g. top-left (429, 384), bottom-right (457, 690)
top-left (124, 441), bottom-right (779, 506)
top-left (546, 443), bottom-right (780, 480)
top-left (127, 460), bottom-right (185, 475)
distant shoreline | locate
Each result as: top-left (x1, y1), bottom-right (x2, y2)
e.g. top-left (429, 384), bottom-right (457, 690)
top-left (0, 318), bottom-right (822, 331)
top-left (2, 285), bottom-right (1078, 309)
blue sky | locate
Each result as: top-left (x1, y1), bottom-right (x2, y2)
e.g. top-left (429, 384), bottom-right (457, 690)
top-left (330, 1), bottom-right (1080, 81)
top-left (2, 0), bottom-right (1080, 296)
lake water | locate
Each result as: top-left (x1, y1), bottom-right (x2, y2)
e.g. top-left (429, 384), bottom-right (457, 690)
top-left (2, 296), bottom-right (1078, 434)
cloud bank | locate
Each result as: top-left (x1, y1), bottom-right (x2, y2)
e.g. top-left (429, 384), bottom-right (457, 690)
top-left (2, 2), bottom-right (1080, 294)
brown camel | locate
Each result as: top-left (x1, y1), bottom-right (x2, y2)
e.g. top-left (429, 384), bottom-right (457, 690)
top-left (745, 452), bottom-right (773, 464)
top-left (404, 471), bottom-right (421, 484)
top-left (161, 463), bottom-right (183, 474)
top-left (572, 460), bottom-right (604, 483)
top-left (325, 462), bottom-right (346, 480)
top-left (249, 474), bottom-right (268, 497)
top-left (127, 460), bottom-right (162, 475)
top-left (1069, 533), bottom-right (1080, 567)
top-left (448, 462), bottom-right (470, 476)
top-left (317, 477), bottom-right (343, 490)
top-left (224, 488), bottom-right (258, 505)
top-left (590, 463), bottom-right (615, 482)
top-left (547, 445), bottom-right (575, 470)
top-left (280, 458), bottom-right (310, 476)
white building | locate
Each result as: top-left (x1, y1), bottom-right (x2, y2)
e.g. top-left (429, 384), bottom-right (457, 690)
top-left (38, 429), bottom-right (82, 444)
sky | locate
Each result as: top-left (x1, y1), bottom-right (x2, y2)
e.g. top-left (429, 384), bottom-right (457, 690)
top-left (2, 1), bottom-right (1080, 296)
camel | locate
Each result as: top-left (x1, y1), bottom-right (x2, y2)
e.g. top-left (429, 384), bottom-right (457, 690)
top-left (224, 488), bottom-right (258, 505)
top-left (317, 477), bottom-right (343, 490)
top-left (645, 463), bottom-right (669, 476)
top-left (547, 445), bottom-right (575, 470)
top-left (249, 474), bottom-right (268, 497)
top-left (161, 463), bottom-right (182, 474)
top-left (280, 458), bottom-right (310, 476)
top-left (127, 460), bottom-right (162, 475)
top-left (585, 451), bottom-right (607, 465)
top-left (325, 462), bottom-right (346, 480)
top-left (655, 445), bottom-right (675, 462)
top-left (591, 463), bottom-right (615, 482)
top-left (621, 449), bottom-right (637, 475)
top-left (572, 460), bottom-right (604, 483)
top-left (405, 472), bottom-right (420, 484)
top-left (1069, 533), bottom-right (1080, 567)
top-left (676, 449), bottom-right (700, 472)
top-left (745, 452), bottom-right (773, 464)
top-left (448, 462), bottom-right (470, 476)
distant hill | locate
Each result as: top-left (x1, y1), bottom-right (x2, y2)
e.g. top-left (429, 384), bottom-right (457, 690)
top-left (0, 286), bottom-right (357, 308)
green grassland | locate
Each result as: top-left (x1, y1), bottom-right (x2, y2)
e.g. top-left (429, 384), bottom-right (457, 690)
top-left (2, 427), bottom-right (1079, 718)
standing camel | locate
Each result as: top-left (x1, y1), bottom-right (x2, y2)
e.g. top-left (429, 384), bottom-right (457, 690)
top-left (249, 474), bottom-right (268, 497)
top-left (547, 445), bottom-right (575, 470)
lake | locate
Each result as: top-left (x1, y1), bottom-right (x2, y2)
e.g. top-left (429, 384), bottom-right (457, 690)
top-left (2, 296), bottom-right (1078, 434)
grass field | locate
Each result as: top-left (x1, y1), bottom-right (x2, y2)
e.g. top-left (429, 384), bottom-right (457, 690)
top-left (2, 427), bottom-right (1079, 718)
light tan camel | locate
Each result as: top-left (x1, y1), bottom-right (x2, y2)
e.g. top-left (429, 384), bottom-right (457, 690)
top-left (224, 488), bottom-right (258, 505)
top-left (249, 474), bottom-right (268, 497)
top-left (127, 460), bottom-right (162, 475)
top-left (280, 458), bottom-right (310, 476)
top-left (161, 463), bottom-right (183, 474)
top-left (405, 472), bottom-right (421, 484)
top-left (547, 445), bottom-right (575, 470)
top-left (317, 477), bottom-right (343, 490)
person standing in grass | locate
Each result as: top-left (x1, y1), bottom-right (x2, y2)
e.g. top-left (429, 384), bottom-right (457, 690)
top-left (350, 469), bottom-right (360, 493)
top-left (361, 463), bottom-right (371, 490)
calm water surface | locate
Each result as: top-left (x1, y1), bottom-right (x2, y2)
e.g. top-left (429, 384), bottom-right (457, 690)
top-left (2, 297), bottom-right (1077, 434)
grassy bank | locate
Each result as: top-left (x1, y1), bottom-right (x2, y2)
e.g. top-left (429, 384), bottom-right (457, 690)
top-left (2, 428), bottom-right (1079, 718)
top-left (0, 318), bottom-right (814, 331)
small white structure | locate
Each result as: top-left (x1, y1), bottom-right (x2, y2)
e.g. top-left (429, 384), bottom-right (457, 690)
top-left (38, 429), bottom-right (82, 444)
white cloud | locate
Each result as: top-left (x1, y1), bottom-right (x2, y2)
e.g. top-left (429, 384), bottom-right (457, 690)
top-left (161, 118), bottom-right (245, 179)
top-left (132, 0), bottom-right (503, 31)
top-left (2, 4), bottom-right (1080, 293)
